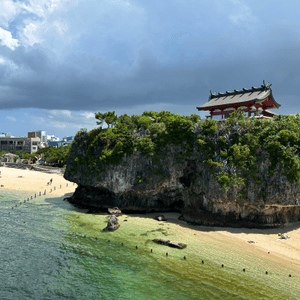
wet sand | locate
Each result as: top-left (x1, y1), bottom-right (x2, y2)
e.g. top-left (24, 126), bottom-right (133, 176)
top-left (71, 210), bottom-right (300, 299)
top-left (130, 212), bottom-right (300, 272)
top-left (120, 212), bottom-right (300, 298)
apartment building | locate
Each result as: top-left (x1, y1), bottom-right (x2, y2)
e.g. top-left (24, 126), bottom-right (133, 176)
top-left (0, 137), bottom-right (41, 154)
top-left (36, 130), bottom-right (47, 143)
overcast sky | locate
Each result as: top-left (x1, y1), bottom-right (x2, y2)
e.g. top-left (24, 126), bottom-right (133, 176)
top-left (0, 0), bottom-right (299, 138)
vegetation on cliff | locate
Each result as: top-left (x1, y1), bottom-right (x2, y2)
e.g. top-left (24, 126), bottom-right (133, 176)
top-left (70, 111), bottom-right (200, 173)
top-left (68, 109), bottom-right (300, 191)
top-left (36, 145), bottom-right (72, 167)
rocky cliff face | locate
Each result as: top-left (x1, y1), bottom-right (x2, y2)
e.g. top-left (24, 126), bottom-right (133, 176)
top-left (64, 128), bottom-right (300, 228)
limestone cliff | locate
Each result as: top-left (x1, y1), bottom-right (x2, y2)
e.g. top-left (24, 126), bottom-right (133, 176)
top-left (64, 127), bottom-right (300, 228)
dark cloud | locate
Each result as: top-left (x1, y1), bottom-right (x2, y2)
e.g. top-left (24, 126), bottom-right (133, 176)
top-left (0, 0), bottom-right (299, 117)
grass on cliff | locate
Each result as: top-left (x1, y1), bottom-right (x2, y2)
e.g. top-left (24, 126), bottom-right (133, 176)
top-left (67, 109), bottom-right (300, 193)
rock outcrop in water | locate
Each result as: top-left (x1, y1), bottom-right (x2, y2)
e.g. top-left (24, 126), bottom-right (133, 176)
top-left (64, 126), bottom-right (300, 229)
top-left (103, 215), bottom-right (120, 231)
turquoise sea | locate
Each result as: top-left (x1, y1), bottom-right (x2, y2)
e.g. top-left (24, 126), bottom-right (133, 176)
top-left (0, 189), bottom-right (294, 299)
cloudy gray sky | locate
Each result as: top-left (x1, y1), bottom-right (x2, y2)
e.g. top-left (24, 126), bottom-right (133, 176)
top-left (0, 0), bottom-right (299, 138)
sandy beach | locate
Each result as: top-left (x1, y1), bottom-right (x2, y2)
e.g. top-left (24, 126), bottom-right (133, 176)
top-left (1, 166), bottom-right (300, 297)
top-left (131, 212), bottom-right (300, 272)
top-left (1, 165), bottom-right (299, 273)
top-left (0, 166), bottom-right (77, 197)
top-left (70, 210), bottom-right (300, 299)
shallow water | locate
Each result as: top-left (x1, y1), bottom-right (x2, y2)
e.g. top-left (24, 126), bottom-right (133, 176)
top-left (0, 189), bottom-right (292, 299)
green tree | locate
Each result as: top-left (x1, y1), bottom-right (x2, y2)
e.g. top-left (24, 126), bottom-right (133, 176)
top-left (187, 113), bottom-right (201, 123)
top-left (131, 114), bottom-right (153, 129)
top-left (225, 107), bottom-right (246, 126)
top-left (36, 144), bottom-right (72, 167)
top-left (95, 111), bottom-right (118, 128)
top-left (137, 135), bottom-right (155, 155)
top-left (15, 151), bottom-right (35, 159)
top-left (142, 111), bottom-right (161, 123)
top-left (116, 114), bottom-right (135, 132)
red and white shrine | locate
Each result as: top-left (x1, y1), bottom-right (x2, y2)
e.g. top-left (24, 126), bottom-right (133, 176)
top-left (196, 81), bottom-right (281, 120)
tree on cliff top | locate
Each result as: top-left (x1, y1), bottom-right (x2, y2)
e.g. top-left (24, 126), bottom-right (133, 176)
top-left (95, 111), bottom-right (118, 128)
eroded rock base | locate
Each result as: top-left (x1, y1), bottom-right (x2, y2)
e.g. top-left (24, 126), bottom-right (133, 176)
top-left (66, 185), bottom-right (300, 228)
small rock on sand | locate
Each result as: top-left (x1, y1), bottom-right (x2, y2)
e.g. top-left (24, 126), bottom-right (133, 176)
top-left (154, 215), bottom-right (167, 221)
top-left (277, 233), bottom-right (289, 239)
top-left (153, 238), bottom-right (186, 249)
top-left (103, 215), bottom-right (120, 232)
top-left (108, 207), bottom-right (122, 216)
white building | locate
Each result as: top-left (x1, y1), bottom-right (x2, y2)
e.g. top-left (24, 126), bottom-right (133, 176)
top-left (35, 130), bottom-right (47, 144)
top-left (0, 133), bottom-right (11, 138)
top-left (47, 135), bottom-right (60, 142)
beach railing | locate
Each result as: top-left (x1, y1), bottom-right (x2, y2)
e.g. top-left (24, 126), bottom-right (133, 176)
top-left (11, 179), bottom-right (75, 209)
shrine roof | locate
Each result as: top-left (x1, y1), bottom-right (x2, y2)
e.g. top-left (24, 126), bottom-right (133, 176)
top-left (263, 109), bottom-right (279, 116)
top-left (197, 81), bottom-right (281, 111)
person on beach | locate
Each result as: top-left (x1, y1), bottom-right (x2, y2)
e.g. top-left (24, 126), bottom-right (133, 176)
top-left (50, 178), bottom-right (53, 185)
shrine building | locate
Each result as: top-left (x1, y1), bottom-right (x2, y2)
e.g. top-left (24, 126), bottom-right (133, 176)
top-left (196, 80), bottom-right (281, 120)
